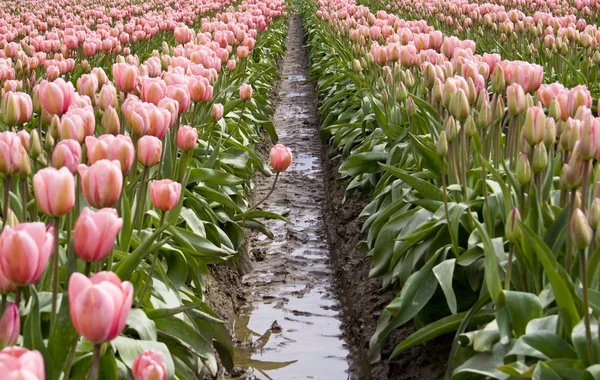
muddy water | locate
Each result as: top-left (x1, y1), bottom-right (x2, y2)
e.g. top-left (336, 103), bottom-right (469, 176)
top-left (231, 15), bottom-right (350, 380)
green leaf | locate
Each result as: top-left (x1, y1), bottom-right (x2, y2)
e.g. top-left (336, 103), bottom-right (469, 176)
top-left (499, 291), bottom-right (543, 338)
top-left (380, 163), bottom-right (444, 201)
top-left (533, 362), bottom-right (562, 380)
top-left (473, 219), bottom-right (502, 304)
top-left (433, 259), bottom-right (457, 314)
top-left (114, 224), bottom-right (169, 281)
top-left (582, 364), bottom-right (600, 380)
top-left (99, 347), bottom-right (119, 380)
top-left (23, 288), bottom-right (51, 375)
top-left (338, 151), bottom-right (388, 177)
top-left (508, 331), bottom-right (578, 360)
top-left (126, 309), bottom-right (157, 341)
top-left (188, 168), bottom-right (244, 186)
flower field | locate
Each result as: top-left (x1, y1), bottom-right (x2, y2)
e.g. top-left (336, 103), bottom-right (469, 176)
top-left (1, 0), bottom-right (600, 378)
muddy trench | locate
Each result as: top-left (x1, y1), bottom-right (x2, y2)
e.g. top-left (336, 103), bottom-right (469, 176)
top-left (225, 13), bottom-right (450, 380)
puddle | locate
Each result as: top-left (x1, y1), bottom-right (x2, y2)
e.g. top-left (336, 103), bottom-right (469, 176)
top-left (230, 15), bottom-right (349, 380)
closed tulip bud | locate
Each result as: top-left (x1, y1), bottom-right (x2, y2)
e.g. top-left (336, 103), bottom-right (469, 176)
top-left (101, 106), bottom-right (120, 135)
top-left (177, 125), bottom-right (198, 152)
top-left (33, 167), bottom-right (75, 217)
top-left (559, 164), bottom-right (570, 190)
top-left (352, 59), bottom-right (361, 72)
top-left (239, 84), bottom-right (252, 101)
top-left (589, 198), bottom-right (600, 230)
top-left (270, 144), bottom-right (293, 172)
top-left (532, 143), bottom-right (548, 173)
top-left (466, 78), bottom-right (477, 105)
top-left (523, 107), bottom-right (546, 146)
top-left (568, 120), bottom-right (581, 152)
top-left (464, 116), bottom-right (476, 138)
top-left (493, 96), bottom-right (505, 122)
top-left (566, 148), bottom-right (586, 189)
top-left (544, 118), bottom-right (556, 149)
top-left (396, 82), bottom-right (408, 102)
top-left (432, 79), bottom-right (443, 104)
top-left (69, 272), bottom-right (133, 343)
top-left (150, 180), bottom-right (181, 211)
top-left (404, 71), bottom-right (415, 88)
top-left (580, 119), bottom-right (598, 161)
top-left (491, 65), bottom-right (505, 93)
top-left (53, 139), bottom-right (82, 174)
top-left (444, 116), bottom-right (458, 142)
top-left (211, 103), bottom-right (224, 121)
top-left (132, 350), bottom-right (168, 380)
top-left (74, 208), bottom-right (123, 262)
top-left (506, 84), bottom-right (526, 116)
top-left (0, 303), bottom-right (19, 349)
top-left (3, 209), bottom-right (17, 229)
top-left (450, 88), bottom-right (470, 122)
top-left (525, 94), bottom-right (534, 109)
top-left (1, 92), bottom-right (20, 126)
top-left (44, 129), bottom-right (55, 150)
top-left (137, 136), bottom-right (162, 167)
top-left (0, 222), bottom-right (53, 285)
top-left (77, 160), bottom-right (123, 209)
top-left (381, 89), bottom-right (388, 105)
top-left (32, 86), bottom-right (41, 114)
top-left (406, 97), bottom-right (416, 117)
top-left (549, 98), bottom-right (561, 121)
top-left (571, 208), bottom-right (592, 250)
top-left (477, 101), bottom-right (492, 129)
top-left (505, 207), bottom-right (522, 243)
top-left (516, 153), bottom-right (532, 186)
top-left (423, 64), bottom-right (436, 89)
top-left (437, 131), bottom-right (448, 157)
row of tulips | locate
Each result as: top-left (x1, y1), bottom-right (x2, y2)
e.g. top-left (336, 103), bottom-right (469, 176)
top-left (358, 0), bottom-right (600, 98)
top-left (0, 0), bottom-right (292, 378)
top-left (302, 0), bottom-right (600, 377)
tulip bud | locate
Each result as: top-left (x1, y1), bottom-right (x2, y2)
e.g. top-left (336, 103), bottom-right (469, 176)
top-left (532, 143), bottom-right (548, 174)
top-left (150, 180), bottom-right (182, 211)
top-left (239, 84), bottom-right (252, 101)
top-left (432, 79), bottom-right (443, 104)
top-left (505, 208), bottom-right (522, 243)
top-left (493, 96), bottom-right (505, 122)
top-left (437, 131), bottom-right (448, 157)
top-left (523, 107), bottom-right (546, 146)
top-left (406, 97), bottom-right (416, 117)
top-left (477, 101), bottom-right (492, 129)
top-left (101, 106), bottom-right (120, 135)
top-left (33, 167), bottom-right (75, 217)
top-left (0, 303), bottom-right (19, 350)
top-left (571, 208), bottom-right (592, 250)
top-left (4, 210), bottom-right (17, 229)
top-left (177, 125), bottom-right (198, 152)
top-left (137, 136), bottom-right (162, 167)
top-left (396, 82), bottom-right (408, 102)
top-left (450, 88), bottom-right (470, 122)
top-left (1, 92), bottom-right (20, 126)
top-left (352, 59), bottom-right (361, 72)
top-left (444, 116), bottom-right (458, 142)
top-left (45, 130), bottom-right (55, 150)
top-left (381, 89), bottom-right (389, 105)
top-left (211, 103), bottom-right (224, 121)
top-left (491, 65), bottom-right (505, 93)
top-left (506, 84), bottom-right (526, 116)
top-left (516, 153), bottom-right (532, 186)
top-left (549, 98), bottom-right (561, 121)
top-left (589, 198), bottom-right (600, 230)
top-left (464, 116), bottom-right (476, 138)
top-left (543, 118), bottom-right (556, 149)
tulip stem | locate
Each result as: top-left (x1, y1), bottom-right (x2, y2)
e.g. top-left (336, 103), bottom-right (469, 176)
top-left (136, 211), bottom-right (165, 309)
top-left (91, 344), bottom-right (101, 380)
top-left (249, 172), bottom-right (279, 212)
top-left (14, 288), bottom-right (21, 308)
top-left (50, 217), bottom-right (60, 330)
top-left (222, 100), bottom-right (246, 147)
top-left (21, 179), bottom-right (27, 222)
top-left (132, 167), bottom-right (149, 232)
top-left (581, 247), bottom-right (595, 364)
top-left (1, 175), bottom-right (12, 232)
top-left (85, 261), bottom-right (91, 277)
top-left (505, 243), bottom-right (514, 290)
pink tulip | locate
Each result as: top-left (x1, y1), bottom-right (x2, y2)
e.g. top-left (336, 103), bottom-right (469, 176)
top-left (137, 136), bottom-right (162, 167)
top-left (0, 304), bottom-right (19, 349)
top-left (270, 144), bottom-right (293, 172)
top-left (39, 78), bottom-right (73, 116)
top-left (0, 222), bottom-right (53, 285)
top-left (76, 74), bottom-right (98, 101)
top-left (98, 84), bottom-right (118, 111)
top-left (0, 346), bottom-right (45, 380)
top-left (166, 84), bottom-right (191, 113)
top-left (74, 208), bottom-right (123, 262)
top-left (132, 350), bottom-right (167, 380)
top-left (567, 85), bottom-right (592, 117)
top-left (141, 78), bottom-right (167, 106)
top-left (77, 160), bottom-right (123, 209)
top-left (239, 84), bottom-right (252, 101)
top-left (147, 108), bottom-right (171, 140)
top-left (0, 269), bottom-right (16, 295)
top-left (187, 77), bottom-right (212, 103)
top-left (33, 167), bottom-right (75, 217)
top-left (150, 180), bottom-right (181, 211)
top-left (58, 113), bottom-right (85, 143)
top-left (211, 103), bottom-right (224, 121)
top-left (53, 140), bottom-right (82, 174)
top-left (0, 132), bottom-right (25, 175)
top-left (177, 126), bottom-right (198, 151)
top-left (112, 63), bottom-right (138, 93)
top-left (174, 26), bottom-right (193, 44)
top-left (69, 271), bottom-right (133, 343)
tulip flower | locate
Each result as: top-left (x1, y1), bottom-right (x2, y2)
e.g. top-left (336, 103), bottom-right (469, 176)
top-left (141, 78), bottom-right (167, 105)
top-left (211, 103), bottom-right (224, 121)
top-left (0, 346), bottom-right (45, 379)
top-left (33, 167), bottom-right (75, 217)
top-left (177, 125), bottom-right (198, 151)
top-left (74, 208), bottom-right (123, 262)
top-left (0, 222), bottom-right (53, 285)
top-left (150, 180), bottom-right (181, 211)
top-left (112, 63), bottom-right (138, 93)
top-left (98, 84), bottom-right (118, 111)
top-left (270, 144), bottom-right (293, 172)
top-left (78, 160), bottom-right (123, 209)
top-left (39, 78), bottom-right (74, 116)
top-left (137, 136), bottom-right (162, 167)
top-left (69, 271), bottom-right (133, 343)
top-left (53, 140), bottom-right (82, 174)
top-left (166, 84), bottom-right (191, 113)
top-left (101, 106), bottom-right (120, 135)
top-left (0, 132), bottom-right (25, 175)
top-left (0, 304), bottom-right (19, 349)
top-left (239, 84), bottom-right (253, 100)
top-left (523, 107), bottom-right (546, 147)
top-left (132, 350), bottom-right (168, 380)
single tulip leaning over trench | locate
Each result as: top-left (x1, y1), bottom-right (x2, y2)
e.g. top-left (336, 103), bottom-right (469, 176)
top-left (249, 144), bottom-right (293, 212)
